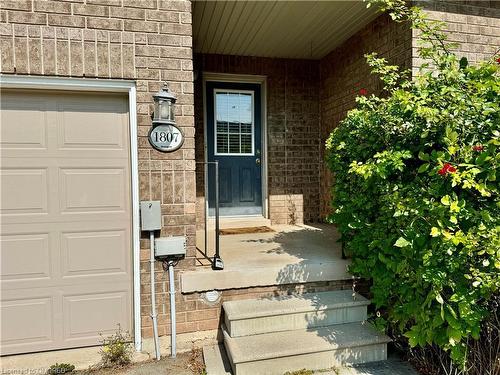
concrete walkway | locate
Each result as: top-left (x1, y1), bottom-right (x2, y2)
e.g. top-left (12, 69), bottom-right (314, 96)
top-left (204, 343), bottom-right (419, 375)
top-left (337, 358), bottom-right (419, 375)
top-left (183, 224), bottom-right (351, 292)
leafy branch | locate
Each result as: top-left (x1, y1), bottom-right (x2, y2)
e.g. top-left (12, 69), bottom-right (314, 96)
top-left (327, 1), bottom-right (500, 372)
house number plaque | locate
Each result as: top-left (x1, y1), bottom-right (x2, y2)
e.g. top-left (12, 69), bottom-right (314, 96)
top-left (148, 124), bottom-right (184, 152)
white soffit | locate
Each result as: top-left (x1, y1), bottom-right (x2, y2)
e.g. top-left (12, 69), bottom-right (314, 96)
top-left (193, 1), bottom-right (379, 60)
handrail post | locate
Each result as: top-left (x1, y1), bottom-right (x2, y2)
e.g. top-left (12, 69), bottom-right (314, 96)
top-left (215, 160), bottom-right (219, 258)
top-left (204, 162), bottom-right (209, 258)
top-left (212, 160), bottom-right (223, 270)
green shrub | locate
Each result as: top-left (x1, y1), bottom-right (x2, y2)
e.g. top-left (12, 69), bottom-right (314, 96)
top-left (46, 363), bottom-right (75, 374)
top-left (325, 0), bottom-right (499, 368)
top-left (99, 325), bottom-right (133, 367)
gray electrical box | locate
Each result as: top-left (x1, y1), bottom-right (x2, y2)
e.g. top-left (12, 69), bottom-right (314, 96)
top-left (155, 237), bottom-right (186, 259)
top-left (140, 201), bottom-right (162, 231)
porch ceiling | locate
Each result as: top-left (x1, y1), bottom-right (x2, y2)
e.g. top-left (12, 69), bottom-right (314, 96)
top-left (192, 1), bottom-right (378, 60)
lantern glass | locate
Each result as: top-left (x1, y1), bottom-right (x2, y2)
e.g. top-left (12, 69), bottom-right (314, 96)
top-left (154, 99), bottom-right (175, 123)
top-left (152, 83), bottom-right (176, 124)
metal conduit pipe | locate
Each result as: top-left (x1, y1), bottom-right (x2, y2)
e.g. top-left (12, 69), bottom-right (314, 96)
top-left (165, 260), bottom-right (177, 358)
top-left (150, 231), bottom-right (161, 361)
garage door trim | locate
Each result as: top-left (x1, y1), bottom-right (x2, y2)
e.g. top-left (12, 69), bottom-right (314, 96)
top-left (0, 74), bottom-right (142, 352)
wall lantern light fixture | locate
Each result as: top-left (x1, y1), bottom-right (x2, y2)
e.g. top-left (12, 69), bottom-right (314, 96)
top-left (152, 83), bottom-right (176, 124)
top-left (148, 83), bottom-right (184, 152)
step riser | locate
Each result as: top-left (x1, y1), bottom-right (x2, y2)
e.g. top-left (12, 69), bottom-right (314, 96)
top-left (226, 305), bottom-right (367, 337)
top-left (230, 343), bottom-right (388, 375)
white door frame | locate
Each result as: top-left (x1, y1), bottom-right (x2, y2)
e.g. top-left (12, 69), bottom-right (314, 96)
top-left (202, 72), bottom-right (269, 218)
top-left (0, 75), bottom-right (142, 351)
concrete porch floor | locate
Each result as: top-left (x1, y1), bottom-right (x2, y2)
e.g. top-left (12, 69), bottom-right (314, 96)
top-left (180, 224), bottom-right (351, 293)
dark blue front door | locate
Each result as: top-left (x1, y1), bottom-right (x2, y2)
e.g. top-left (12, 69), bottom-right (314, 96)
top-left (206, 81), bottom-right (262, 216)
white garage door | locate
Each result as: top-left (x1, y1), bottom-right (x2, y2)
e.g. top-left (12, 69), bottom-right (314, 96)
top-left (0, 90), bottom-right (133, 355)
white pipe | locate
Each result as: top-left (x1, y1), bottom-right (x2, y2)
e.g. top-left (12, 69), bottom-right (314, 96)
top-left (168, 261), bottom-right (177, 358)
top-left (150, 231), bottom-right (160, 360)
top-left (129, 86), bottom-right (142, 352)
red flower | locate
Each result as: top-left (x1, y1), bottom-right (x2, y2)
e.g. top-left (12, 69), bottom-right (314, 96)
top-left (447, 165), bottom-right (457, 173)
top-left (496, 57), bottom-right (500, 64)
top-left (438, 163), bottom-right (457, 176)
top-left (472, 145), bottom-right (484, 152)
top-left (359, 88), bottom-right (368, 96)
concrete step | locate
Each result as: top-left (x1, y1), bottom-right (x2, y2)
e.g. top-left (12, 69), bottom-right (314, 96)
top-left (223, 290), bottom-right (369, 337)
top-left (203, 344), bottom-right (418, 375)
top-left (207, 216), bottom-right (272, 229)
top-left (223, 322), bottom-right (391, 375)
top-left (337, 357), bottom-right (420, 375)
top-left (203, 344), bottom-right (232, 375)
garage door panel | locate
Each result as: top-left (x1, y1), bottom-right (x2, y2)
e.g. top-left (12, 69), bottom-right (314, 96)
top-left (0, 233), bottom-right (51, 282)
top-left (61, 229), bottom-right (129, 278)
top-left (1, 221), bottom-right (130, 289)
top-left (63, 290), bottom-right (130, 342)
top-left (2, 159), bottom-right (129, 224)
top-left (0, 168), bottom-right (49, 215)
top-left (59, 168), bottom-right (127, 213)
top-left (58, 101), bottom-right (128, 152)
top-left (1, 160), bottom-right (57, 224)
top-left (0, 296), bottom-right (55, 352)
top-left (0, 98), bottom-right (50, 151)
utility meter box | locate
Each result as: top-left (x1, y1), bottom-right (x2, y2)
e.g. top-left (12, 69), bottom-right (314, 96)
top-left (155, 237), bottom-right (186, 260)
top-left (140, 201), bottom-right (162, 231)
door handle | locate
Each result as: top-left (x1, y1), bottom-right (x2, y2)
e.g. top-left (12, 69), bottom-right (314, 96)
top-left (256, 158), bottom-right (261, 165)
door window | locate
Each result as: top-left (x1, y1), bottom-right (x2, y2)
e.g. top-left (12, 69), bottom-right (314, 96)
top-left (214, 91), bottom-right (254, 155)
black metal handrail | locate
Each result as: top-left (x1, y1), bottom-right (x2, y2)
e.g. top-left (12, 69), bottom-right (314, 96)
top-left (196, 161), bottom-right (223, 270)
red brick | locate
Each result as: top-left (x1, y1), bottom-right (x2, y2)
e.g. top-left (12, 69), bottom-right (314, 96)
top-left (186, 309), bottom-right (218, 322)
top-left (110, 6), bottom-right (145, 20)
top-left (158, 0), bottom-right (190, 12)
top-left (86, 0), bottom-right (121, 5)
top-left (0, 37), bottom-right (14, 71)
top-left (72, 3), bottom-right (109, 17)
top-left (1, 0), bottom-right (32, 11)
top-left (160, 22), bottom-right (191, 35)
top-left (8, 11), bottom-right (46, 25)
top-left (197, 319), bottom-right (219, 331)
top-left (146, 10), bottom-right (179, 22)
top-left (159, 46), bottom-right (191, 59)
top-left (87, 17), bottom-right (122, 31)
top-left (124, 19), bottom-right (158, 33)
top-left (34, 1), bottom-right (71, 14)
top-left (28, 37), bottom-right (42, 74)
top-left (48, 14), bottom-right (84, 27)
top-left (147, 33), bottom-right (181, 46)
top-left (176, 321), bottom-right (197, 334)
top-left (123, 0), bottom-right (157, 9)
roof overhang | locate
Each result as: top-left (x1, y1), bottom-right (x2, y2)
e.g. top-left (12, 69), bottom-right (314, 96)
top-left (193, 1), bottom-right (379, 60)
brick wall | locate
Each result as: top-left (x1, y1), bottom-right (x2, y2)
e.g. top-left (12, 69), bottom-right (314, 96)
top-left (0, 0), bottom-right (195, 341)
top-left (194, 54), bottom-right (321, 225)
top-left (3, 0), bottom-right (498, 345)
top-left (187, 1), bottom-right (498, 340)
top-left (318, 2), bottom-right (499, 219)
top-left (142, 279), bottom-right (355, 340)
top-left (318, 13), bottom-right (412, 219)
top-left (414, 1), bottom-right (500, 68)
